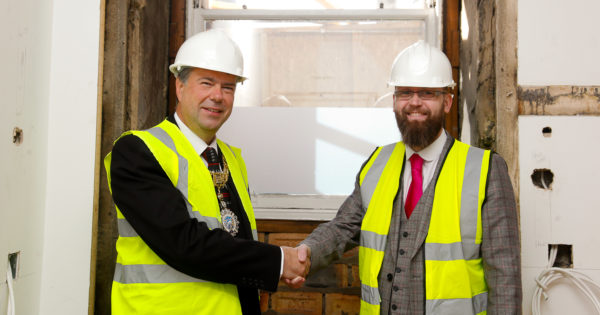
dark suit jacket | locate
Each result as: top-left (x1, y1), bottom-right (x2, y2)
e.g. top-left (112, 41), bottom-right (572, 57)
top-left (109, 116), bottom-right (281, 314)
top-left (302, 134), bottom-right (522, 314)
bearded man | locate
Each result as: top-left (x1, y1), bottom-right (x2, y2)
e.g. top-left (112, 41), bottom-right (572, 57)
top-left (291, 41), bottom-right (522, 314)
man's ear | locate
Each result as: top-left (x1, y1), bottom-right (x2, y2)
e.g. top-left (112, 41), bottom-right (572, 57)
top-left (443, 92), bottom-right (453, 114)
top-left (175, 77), bottom-right (185, 101)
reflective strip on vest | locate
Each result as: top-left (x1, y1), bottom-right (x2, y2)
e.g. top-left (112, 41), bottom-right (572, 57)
top-left (426, 292), bottom-right (488, 315)
top-left (117, 218), bottom-right (138, 237)
top-left (425, 242), bottom-right (481, 261)
top-left (114, 263), bottom-right (208, 284)
top-left (360, 230), bottom-right (387, 252)
top-left (145, 127), bottom-right (225, 230)
top-left (146, 126), bottom-right (195, 219)
top-left (117, 215), bottom-right (221, 238)
top-left (460, 146), bottom-right (485, 259)
top-left (361, 283), bottom-right (381, 305)
top-left (360, 144), bottom-right (396, 208)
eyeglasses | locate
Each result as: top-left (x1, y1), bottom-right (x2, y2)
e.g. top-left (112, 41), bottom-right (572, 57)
top-left (394, 90), bottom-right (446, 100)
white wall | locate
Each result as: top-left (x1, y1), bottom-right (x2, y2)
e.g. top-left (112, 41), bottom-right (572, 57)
top-left (519, 0), bottom-right (600, 86)
top-left (0, 0), bottom-right (53, 313)
top-left (518, 1), bottom-right (600, 314)
top-left (520, 117), bottom-right (600, 314)
top-left (38, 0), bottom-right (100, 313)
top-left (0, 0), bottom-right (100, 314)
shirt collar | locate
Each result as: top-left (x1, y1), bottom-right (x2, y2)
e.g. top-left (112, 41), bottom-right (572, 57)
top-left (404, 130), bottom-right (447, 162)
top-left (174, 112), bottom-right (218, 156)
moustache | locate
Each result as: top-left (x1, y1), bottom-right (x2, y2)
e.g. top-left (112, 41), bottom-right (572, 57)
top-left (401, 107), bottom-right (431, 116)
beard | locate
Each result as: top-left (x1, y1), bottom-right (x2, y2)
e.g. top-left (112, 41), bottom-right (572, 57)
top-left (395, 105), bottom-right (445, 150)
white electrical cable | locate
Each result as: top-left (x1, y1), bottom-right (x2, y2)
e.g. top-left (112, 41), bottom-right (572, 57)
top-left (532, 245), bottom-right (600, 314)
top-left (6, 262), bottom-right (15, 315)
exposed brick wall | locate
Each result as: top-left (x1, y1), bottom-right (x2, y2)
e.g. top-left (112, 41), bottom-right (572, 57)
top-left (325, 293), bottom-right (360, 315)
top-left (270, 292), bottom-right (323, 315)
top-left (259, 227), bottom-right (360, 314)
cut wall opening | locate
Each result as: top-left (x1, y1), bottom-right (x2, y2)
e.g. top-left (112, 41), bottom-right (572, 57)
top-left (531, 168), bottom-right (554, 190)
top-left (542, 126), bottom-right (552, 137)
top-left (549, 244), bottom-right (573, 268)
top-left (8, 251), bottom-right (20, 279)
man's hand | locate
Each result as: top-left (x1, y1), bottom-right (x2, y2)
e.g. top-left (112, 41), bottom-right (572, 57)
top-left (281, 244), bottom-right (311, 289)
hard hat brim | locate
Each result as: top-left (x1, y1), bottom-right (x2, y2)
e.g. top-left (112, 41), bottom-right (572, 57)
top-left (169, 64), bottom-right (247, 83)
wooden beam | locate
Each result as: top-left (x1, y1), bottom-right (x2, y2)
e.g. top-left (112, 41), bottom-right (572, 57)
top-left (168, 0), bottom-right (186, 115)
top-left (495, 0), bottom-right (519, 200)
top-left (95, 1), bottom-right (129, 313)
top-left (460, 0), bottom-right (498, 150)
top-left (95, 1), bottom-right (170, 314)
top-left (89, 0), bottom-right (107, 314)
top-left (460, 0), bottom-right (477, 145)
top-left (518, 85), bottom-right (600, 115)
top-left (443, 0), bottom-right (461, 139)
top-left (128, 0), bottom-right (171, 128)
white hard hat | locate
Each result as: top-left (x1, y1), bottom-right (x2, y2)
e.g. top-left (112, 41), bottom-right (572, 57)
top-left (388, 40), bottom-right (455, 88)
top-left (169, 30), bottom-right (247, 82)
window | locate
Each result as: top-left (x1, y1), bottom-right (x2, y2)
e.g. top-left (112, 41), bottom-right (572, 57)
top-left (210, 19), bottom-right (426, 108)
top-left (187, 0), bottom-right (441, 219)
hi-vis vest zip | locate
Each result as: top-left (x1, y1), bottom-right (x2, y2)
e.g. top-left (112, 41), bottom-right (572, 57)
top-left (104, 119), bottom-right (257, 315)
top-left (358, 140), bottom-right (491, 315)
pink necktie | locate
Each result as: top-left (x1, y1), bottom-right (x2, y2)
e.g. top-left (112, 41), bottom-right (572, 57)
top-left (405, 154), bottom-right (424, 219)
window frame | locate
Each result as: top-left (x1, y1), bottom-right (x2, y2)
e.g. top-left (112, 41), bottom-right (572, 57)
top-left (187, 7), bottom-right (439, 48)
top-left (185, 2), bottom-right (442, 220)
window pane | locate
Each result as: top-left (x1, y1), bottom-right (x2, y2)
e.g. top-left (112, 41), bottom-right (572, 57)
top-left (208, 20), bottom-right (426, 107)
top-left (219, 107), bottom-right (401, 195)
top-left (208, 0), bottom-right (426, 10)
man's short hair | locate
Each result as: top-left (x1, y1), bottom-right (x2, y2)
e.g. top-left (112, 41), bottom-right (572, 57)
top-left (176, 67), bottom-right (193, 84)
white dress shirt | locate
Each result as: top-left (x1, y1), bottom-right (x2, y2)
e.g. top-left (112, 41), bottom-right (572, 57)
top-left (175, 112), bottom-right (219, 168)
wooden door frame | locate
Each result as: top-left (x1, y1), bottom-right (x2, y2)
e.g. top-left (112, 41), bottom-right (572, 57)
top-left (443, 0), bottom-right (461, 139)
top-left (92, 1), bottom-right (170, 314)
top-left (90, 1), bottom-right (462, 313)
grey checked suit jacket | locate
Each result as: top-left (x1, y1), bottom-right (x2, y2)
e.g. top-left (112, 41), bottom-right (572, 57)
top-left (302, 134), bottom-right (522, 314)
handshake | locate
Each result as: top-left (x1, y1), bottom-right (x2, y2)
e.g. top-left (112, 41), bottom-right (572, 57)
top-left (280, 244), bottom-right (311, 289)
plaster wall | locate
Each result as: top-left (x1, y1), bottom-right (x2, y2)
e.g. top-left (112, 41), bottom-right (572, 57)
top-left (38, 0), bottom-right (101, 313)
top-left (518, 2), bottom-right (600, 313)
top-left (0, 0), bottom-right (53, 313)
top-left (519, 116), bottom-right (600, 314)
top-left (519, 0), bottom-right (600, 86)
top-left (0, 0), bottom-right (100, 314)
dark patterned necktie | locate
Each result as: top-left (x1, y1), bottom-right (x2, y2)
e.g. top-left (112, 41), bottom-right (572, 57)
top-left (201, 147), bottom-right (239, 236)
top-left (202, 147), bottom-right (221, 172)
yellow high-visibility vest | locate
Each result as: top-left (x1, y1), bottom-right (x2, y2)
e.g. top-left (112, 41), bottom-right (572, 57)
top-left (358, 140), bottom-right (490, 315)
top-left (104, 119), bottom-right (257, 315)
